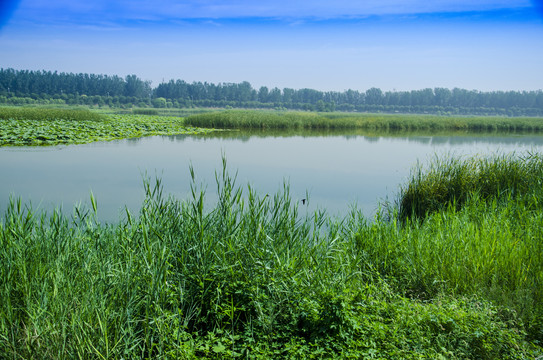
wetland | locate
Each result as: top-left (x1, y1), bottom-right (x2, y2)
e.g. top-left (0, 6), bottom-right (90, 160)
top-left (1, 107), bottom-right (543, 358)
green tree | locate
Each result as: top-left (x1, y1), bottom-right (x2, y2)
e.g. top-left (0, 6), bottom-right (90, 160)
top-left (152, 97), bottom-right (167, 108)
top-left (258, 86), bottom-right (269, 102)
top-left (365, 87), bottom-right (383, 105)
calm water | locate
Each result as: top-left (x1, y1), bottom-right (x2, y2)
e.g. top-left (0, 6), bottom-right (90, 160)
top-left (2, 131), bottom-right (543, 222)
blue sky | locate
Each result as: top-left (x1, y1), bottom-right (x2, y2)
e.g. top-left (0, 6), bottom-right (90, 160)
top-left (1, 0), bottom-right (542, 91)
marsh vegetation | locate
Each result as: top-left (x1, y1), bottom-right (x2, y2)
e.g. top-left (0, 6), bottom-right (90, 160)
top-left (0, 107), bottom-right (213, 146)
top-left (3, 107), bottom-right (543, 146)
top-left (1, 105), bottom-right (543, 358)
top-left (1, 155), bottom-right (542, 358)
top-left (185, 109), bottom-right (543, 132)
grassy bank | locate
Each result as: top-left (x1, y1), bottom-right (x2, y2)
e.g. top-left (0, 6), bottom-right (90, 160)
top-left (0, 107), bottom-right (214, 146)
top-left (185, 109), bottom-right (543, 132)
top-left (1, 157), bottom-right (542, 358)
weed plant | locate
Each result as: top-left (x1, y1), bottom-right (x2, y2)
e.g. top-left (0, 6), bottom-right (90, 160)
top-left (0, 158), bottom-right (541, 358)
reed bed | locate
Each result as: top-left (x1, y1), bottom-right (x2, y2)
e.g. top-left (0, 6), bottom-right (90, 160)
top-left (398, 152), bottom-right (543, 221)
top-left (385, 152), bottom-right (543, 341)
top-left (132, 108), bottom-right (159, 115)
top-left (0, 106), bottom-right (107, 122)
top-left (0, 159), bottom-right (541, 358)
top-left (350, 193), bottom-right (543, 339)
top-left (185, 110), bottom-right (347, 129)
top-left (185, 109), bottom-right (543, 132)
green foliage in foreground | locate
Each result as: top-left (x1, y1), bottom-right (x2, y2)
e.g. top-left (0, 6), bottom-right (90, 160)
top-left (0, 159), bottom-right (541, 359)
top-left (0, 108), bottom-right (214, 146)
top-left (399, 152), bottom-right (543, 221)
top-left (185, 109), bottom-right (543, 132)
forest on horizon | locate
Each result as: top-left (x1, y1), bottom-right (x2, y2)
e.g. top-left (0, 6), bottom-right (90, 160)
top-left (1, 68), bottom-right (542, 116)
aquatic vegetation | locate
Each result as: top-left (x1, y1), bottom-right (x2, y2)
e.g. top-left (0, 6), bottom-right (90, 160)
top-left (185, 109), bottom-right (543, 132)
top-left (0, 107), bottom-right (215, 146)
top-left (398, 152), bottom-right (543, 221)
top-left (0, 159), bottom-right (541, 358)
top-left (4, 106), bottom-right (543, 146)
top-left (0, 106), bottom-right (106, 122)
top-left (132, 108), bottom-right (159, 115)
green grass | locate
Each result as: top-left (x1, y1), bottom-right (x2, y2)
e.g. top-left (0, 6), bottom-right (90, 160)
top-left (0, 107), bottom-right (216, 146)
top-left (0, 157), bottom-right (541, 358)
top-left (185, 109), bottom-right (543, 132)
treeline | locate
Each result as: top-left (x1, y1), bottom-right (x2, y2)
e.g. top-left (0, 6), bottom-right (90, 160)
top-left (0, 68), bottom-right (152, 98)
top-left (154, 80), bottom-right (543, 115)
top-left (1, 68), bottom-right (543, 116)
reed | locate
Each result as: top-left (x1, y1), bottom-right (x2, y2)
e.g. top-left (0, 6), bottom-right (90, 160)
top-left (0, 106), bottom-right (107, 122)
top-left (132, 108), bottom-right (159, 115)
top-left (185, 109), bottom-right (543, 132)
top-left (185, 110), bottom-right (334, 129)
top-left (398, 152), bottom-right (543, 221)
top-left (0, 158), bottom-right (541, 358)
top-left (349, 191), bottom-right (543, 343)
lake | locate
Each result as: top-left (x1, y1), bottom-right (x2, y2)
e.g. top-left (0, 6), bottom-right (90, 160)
top-left (2, 131), bottom-right (543, 223)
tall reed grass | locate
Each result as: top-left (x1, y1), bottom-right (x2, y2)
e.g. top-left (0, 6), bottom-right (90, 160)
top-left (398, 152), bottom-right (543, 221)
top-left (185, 110), bottom-right (353, 129)
top-left (132, 108), bottom-right (159, 115)
top-left (185, 109), bottom-right (543, 132)
top-left (0, 106), bottom-right (106, 122)
top-left (383, 152), bottom-right (543, 341)
top-left (0, 158), bottom-right (541, 358)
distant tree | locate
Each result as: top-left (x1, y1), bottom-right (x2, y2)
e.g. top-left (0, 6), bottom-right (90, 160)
top-left (268, 87), bottom-right (282, 103)
top-left (365, 88), bottom-right (383, 105)
top-left (316, 100), bottom-right (326, 112)
top-left (152, 97), bottom-right (167, 108)
top-left (258, 86), bottom-right (269, 102)
top-left (282, 88), bottom-right (295, 103)
top-left (237, 81), bottom-right (256, 102)
top-left (434, 87), bottom-right (452, 106)
top-left (125, 75), bottom-right (151, 98)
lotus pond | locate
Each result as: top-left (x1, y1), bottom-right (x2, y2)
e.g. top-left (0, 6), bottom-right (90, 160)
top-left (0, 107), bottom-right (213, 146)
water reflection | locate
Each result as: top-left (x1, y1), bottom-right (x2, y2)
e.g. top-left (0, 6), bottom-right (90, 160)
top-left (2, 130), bottom-right (543, 223)
top-left (126, 137), bottom-right (144, 146)
top-left (189, 129), bottom-right (543, 147)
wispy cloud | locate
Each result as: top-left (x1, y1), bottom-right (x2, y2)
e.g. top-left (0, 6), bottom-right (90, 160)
top-left (16, 0), bottom-right (534, 25)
